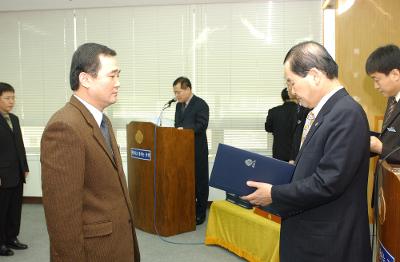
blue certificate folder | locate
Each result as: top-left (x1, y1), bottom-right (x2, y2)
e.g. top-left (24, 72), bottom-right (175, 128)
top-left (209, 143), bottom-right (295, 196)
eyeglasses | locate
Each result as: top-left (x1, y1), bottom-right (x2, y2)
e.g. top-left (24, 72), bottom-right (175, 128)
top-left (1, 95), bottom-right (15, 101)
top-left (285, 79), bottom-right (296, 89)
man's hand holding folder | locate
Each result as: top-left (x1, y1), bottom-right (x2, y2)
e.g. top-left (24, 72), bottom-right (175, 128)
top-left (241, 181), bottom-right (272, 206)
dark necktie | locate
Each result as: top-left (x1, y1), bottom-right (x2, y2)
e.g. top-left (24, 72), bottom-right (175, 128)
top-left (100, 116), bottom-right (113, 154)
top-left (384, 97), bottom-right (397, 126)
top-left (3, 114), bottom-right (13, 130)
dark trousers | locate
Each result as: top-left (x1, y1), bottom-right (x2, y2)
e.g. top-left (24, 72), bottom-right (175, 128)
top-left (195, 162), bottom-right (209, 218)
top-left (0, 182), bottom-right (23, 245)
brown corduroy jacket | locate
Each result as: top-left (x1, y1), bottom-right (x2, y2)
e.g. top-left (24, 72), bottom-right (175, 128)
top-left (41, 95), bottom-right (140, 262)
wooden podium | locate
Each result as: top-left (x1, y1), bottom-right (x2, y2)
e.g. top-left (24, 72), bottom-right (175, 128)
top-left (127, 121), bottom-right (195, 236)
top-left (377, 161), bottom-right (400, 260)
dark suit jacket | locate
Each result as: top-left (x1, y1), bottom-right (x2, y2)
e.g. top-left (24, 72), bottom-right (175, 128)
top-left (378, 99), bottom-right (400, 163)
top-left (174, 95), bottom-right (209, 176)
top-left (265, 101), bottom-right (297, 161)
top-left (41, 96), bottom-right (140, 262)
top-left (370, 98), bottom-right (400, 208)
top-left (0, 113), bottom-right (29, 188)
top-left (269, 89), bottom-right (372, 262)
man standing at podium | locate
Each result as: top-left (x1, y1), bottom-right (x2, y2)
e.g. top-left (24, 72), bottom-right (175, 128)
top-left (366, 44), bottom-right (400, 163)
top-left (173, 76), bottom-right (209, 225)
top-left (242, 41), bottom-right (372, 262)
top-left (41, 43), bottom-right (140, 262)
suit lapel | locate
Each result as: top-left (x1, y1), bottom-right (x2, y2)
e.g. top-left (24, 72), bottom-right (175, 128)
top-left (295, 89), bottom-right (348, 163)
top-left (105, 114), bottom-right (134, 215)
top-left (0, 114), bottom-right (13, 133)
top-left (184, 95), bottom-right (195, 115)
top-left (69, 96), bottom-right (117, 168)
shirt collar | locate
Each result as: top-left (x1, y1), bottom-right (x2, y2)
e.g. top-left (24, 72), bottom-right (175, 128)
top-left (394, 92), bottom-right (400, 102)
top-left (310, 86), bottom-right (343, 118)
top-left (74, 94), bottom-right (103, 127)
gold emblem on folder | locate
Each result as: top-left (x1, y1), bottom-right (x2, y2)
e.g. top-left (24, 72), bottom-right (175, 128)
top-left (135, 130), bottom-right (144, 144)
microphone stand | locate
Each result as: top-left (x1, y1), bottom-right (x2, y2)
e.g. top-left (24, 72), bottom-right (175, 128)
top-left (158, 102), bottom-right (173, 127)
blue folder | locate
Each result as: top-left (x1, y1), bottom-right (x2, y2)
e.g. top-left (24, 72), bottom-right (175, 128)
top-left (209, 143), bottom-right (295, 196)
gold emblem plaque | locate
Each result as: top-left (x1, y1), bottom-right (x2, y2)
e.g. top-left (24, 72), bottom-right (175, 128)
top-left (135, 130), bottom-right (144, 144)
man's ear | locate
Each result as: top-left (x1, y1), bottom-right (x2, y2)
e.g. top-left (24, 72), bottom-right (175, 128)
top-left (308, 67), bottom-right (321, 86)
top-left (79, 72), bottom-right (91, 89)
top-left (390, 69), bottom-right (400, 82)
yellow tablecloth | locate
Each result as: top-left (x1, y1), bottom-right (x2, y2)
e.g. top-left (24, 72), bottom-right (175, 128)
top-left (205, 200), bottom-right (280, 262)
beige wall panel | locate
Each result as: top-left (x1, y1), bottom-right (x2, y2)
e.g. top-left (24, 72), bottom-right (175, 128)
top-left (335, 0), bottom-right (400, 223)
top-left (336, 0), bottom-right (400, 126)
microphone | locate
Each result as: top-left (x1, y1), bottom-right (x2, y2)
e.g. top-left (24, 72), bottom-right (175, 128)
top-left (165, 98), bottom-right (176, 107)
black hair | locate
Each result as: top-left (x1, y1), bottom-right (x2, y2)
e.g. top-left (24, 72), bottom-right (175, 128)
top-left (281, 88), bottom-right (289, 101)
top-left (70, 43), bottom-right (117, 91)
top-left (0, 82), bottom-right (15, 96)
top-left (173, 76), bottom-right (192, 90)
top-left (365, 44), bottom-right (400, 75)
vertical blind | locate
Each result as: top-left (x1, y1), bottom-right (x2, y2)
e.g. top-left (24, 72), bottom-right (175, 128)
top-left (0, 1), bottom-right (322, 163)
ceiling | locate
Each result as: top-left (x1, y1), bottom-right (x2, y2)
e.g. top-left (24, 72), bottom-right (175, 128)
top-left (0, 0), bottom-right (266, 12)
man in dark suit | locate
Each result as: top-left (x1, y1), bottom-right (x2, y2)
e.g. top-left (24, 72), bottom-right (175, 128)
top-left (41, 43), bottom-right (140, 262)
top-left (0, 82), bottom-right (29, 256)
top-left (243, 41), bottom-right (372, 262)
top-left (366, 44), bottom-right (400, 163)
top-left (265, 88), bottom-right (297, 161)
top-left (173, 76), bottom-right (209, 225)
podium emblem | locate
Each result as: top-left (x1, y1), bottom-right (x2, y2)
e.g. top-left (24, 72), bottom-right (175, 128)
top-left (135, 130), bottom-right (144, 144)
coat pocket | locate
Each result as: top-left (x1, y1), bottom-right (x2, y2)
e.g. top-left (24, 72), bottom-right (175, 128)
top-left (83, 221), bottom-right (112, 238)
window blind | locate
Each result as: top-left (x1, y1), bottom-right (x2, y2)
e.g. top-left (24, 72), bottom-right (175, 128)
top-left (0, 1), bottom-right (322, 164)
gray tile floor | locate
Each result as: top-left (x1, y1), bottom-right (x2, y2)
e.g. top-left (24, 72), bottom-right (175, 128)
top-left (2, 204), bottom-right (244, 262)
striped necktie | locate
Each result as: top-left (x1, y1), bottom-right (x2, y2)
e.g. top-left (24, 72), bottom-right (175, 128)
top-left (300, 111), bottom-right (315, 147)
top-left (383, 97), bottom-right (397, 126)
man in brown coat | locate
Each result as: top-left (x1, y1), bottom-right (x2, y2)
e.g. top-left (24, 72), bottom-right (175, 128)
top-left (41, 43), bottom-right (140, 262)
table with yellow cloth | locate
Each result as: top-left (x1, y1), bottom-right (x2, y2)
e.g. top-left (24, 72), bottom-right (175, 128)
top-left (205, 200), bottom-right (280, 262)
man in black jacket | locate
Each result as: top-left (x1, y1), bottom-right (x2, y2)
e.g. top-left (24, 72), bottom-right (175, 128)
top-left (265, 88), bottom-right (297, 161)
top-left (173, 77), bottom-right (209, 225)
top-left (366, 44), bottom-right (400, 163)
top-left (0, 82), bottom-right (29, 256)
